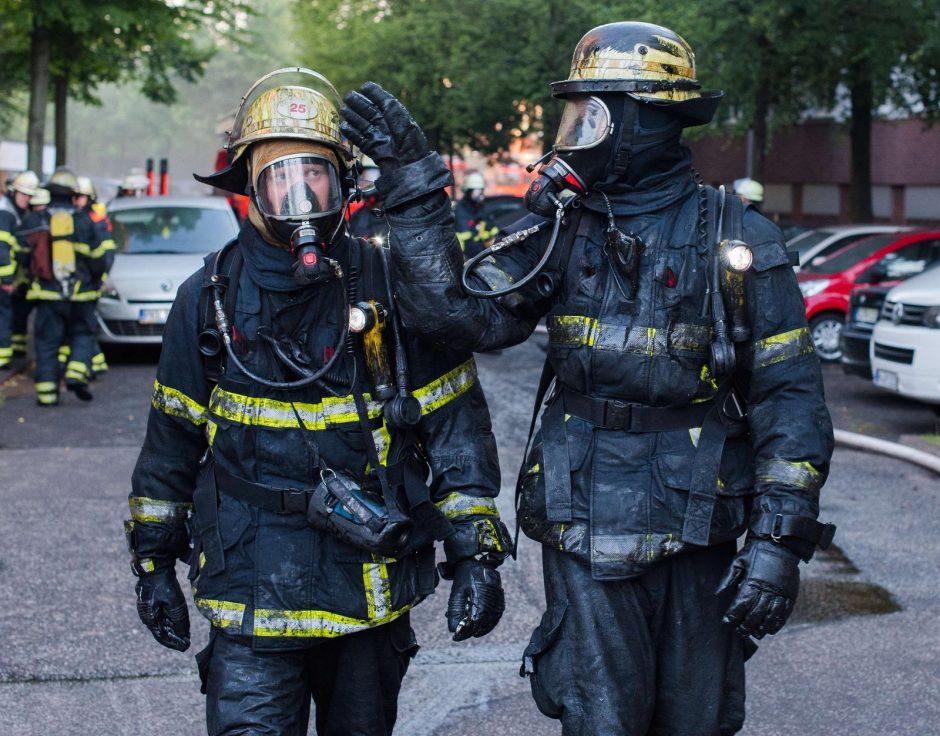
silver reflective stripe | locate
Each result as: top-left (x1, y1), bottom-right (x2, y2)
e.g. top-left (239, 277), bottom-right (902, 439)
top-left (252, 604), bottom-right (411, 638)
top-left (129, 497), bottom-right (192, 524)
top-left (755, 458), bottom-right (823, 493)
top-left (749, 327), bottom-right (816, 369)
top-left (413, 359), bottom-right (477, 415)
top-left (195, 598), bottom-right (246, 630)
top-left (209, 387), bottom-right (382, 429)
top-left (363, 560), bottom-right (391, 620)
top-left (152, 380), bottom-right (207, 426)
top-left (548, 316), bottom-right (711, 356)
top-left (436, 492), bottom-right (498, 519)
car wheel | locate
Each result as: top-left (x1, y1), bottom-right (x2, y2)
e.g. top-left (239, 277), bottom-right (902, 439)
top-left (810, 312), bottom-right (844, 362)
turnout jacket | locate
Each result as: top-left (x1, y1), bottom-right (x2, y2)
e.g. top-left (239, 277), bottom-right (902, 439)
top-left (0, 194), bottom-right (23, 286)
top-left (129, 224), bottom-right (502, 649)
top-left (388, 165), bottom-right (834, 580)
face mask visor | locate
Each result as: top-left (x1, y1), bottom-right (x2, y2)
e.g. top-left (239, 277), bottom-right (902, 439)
top-left (255, 155), bottom-right (342, 221)
top-left (553, 96), bottom-right (613, 152)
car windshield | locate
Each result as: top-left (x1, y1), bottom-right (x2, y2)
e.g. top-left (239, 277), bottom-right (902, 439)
top-left (802, 234), bottom-right (900, 274)
top-left (110, 206), bottom-right (237, 254)
top-left (789, 229), bottom-right (834, 258)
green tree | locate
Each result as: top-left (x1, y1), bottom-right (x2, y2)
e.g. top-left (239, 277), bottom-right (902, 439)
top-left (4, 0), bottom-right (249, 173)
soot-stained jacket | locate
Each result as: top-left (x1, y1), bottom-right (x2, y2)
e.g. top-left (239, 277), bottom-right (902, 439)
top-left (387, 163), bottom-right (834, 581)
top-left (128, 223), bottom-right (503, 650)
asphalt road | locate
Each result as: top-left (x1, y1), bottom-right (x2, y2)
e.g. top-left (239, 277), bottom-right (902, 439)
top-left (1, 339), bottom-right (938, 735)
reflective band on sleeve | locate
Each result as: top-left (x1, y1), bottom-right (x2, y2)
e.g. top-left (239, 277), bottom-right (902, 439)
top-left (0, 231), bottom-right (18, 249)
top-left (412, 359), bottom-right (477, 415)
top-left (195, 598), bottom-right (246, 630)
top-left (436, 491), bottom-right (499, 519)
top-left (252, 603), bottom-right (411, 638)
top-left (0, 262), bottom-right (14, 278)
top-left (548, 315), bottom-right (598, 346)
top-left (209, 386), bottom-right (382, 429)
top-left (88, 239), bottom-right (115, 258)
top-left (749, 327), bottom-right (816, 369)
top-left (129, 496), bottom-right (193, 524)
top-left (152, 380), bottom-right (208, 426)
top-left (137, 559), bottom-right (157, 574)
top-left (755, 458), bottom-right (823, 493)
top-left (362, 559), bottom-right (392, 620)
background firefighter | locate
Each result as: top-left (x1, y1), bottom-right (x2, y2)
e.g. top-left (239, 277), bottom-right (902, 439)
top-left (126, 68), bottom-right (510, 736)
top-left (341, 22), bottom-right (835, 736)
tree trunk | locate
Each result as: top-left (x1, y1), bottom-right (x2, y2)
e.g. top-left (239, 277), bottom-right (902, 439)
top-left (849, 69), bottom-right (874, 222)
top-left (27, 24), bottom-right (51, 175)
top-left (752, 45), bottom-right (773, 182)
top-left (54, 73), bottom-right (68, 166)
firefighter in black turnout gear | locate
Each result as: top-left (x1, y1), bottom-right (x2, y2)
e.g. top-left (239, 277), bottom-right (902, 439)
top-left (342, 23), bottom-right (835, 736)
top-left (0, 170), bottom-right (38, 369)
top-left (126, 69), bottom-right (509, 736)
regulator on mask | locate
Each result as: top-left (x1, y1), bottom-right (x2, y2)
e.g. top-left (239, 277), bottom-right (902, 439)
top-left (253, 153), bottom-right (345, 286)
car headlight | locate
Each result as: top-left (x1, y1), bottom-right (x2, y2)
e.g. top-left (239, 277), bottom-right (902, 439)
top-left (799, 279), bottom-right (831, 298)
top-left (100, 278), bottom-right (120, 300)
top-left (923, 306), bottom-right (940, 329)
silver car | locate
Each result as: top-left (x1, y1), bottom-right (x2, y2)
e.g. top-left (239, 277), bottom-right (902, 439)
top-left (97, 196), bottom-right (239, 344)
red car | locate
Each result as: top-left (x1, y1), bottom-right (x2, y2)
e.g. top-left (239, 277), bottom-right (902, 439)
top-left (797, 230), bottom-right (940, 361)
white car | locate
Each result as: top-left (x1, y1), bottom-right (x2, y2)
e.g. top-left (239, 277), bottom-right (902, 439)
top-left (870, 264), bottom-right (940, 405)
top-left (788, 225), bottom-right (912, 271)
top-left (97, 197), bottom-right (239, 344)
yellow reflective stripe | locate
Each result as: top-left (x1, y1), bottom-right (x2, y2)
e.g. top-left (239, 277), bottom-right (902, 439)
top-left (129, 496), bottom-right (193, 524)
top-left (206, 419), bottom-right (219, 446)
top-left (35, 381), bottom-right (58, 392)
top-left (750, 327), bottom-right (815, 369)
top-left (0, 347), bottom-right (12, 359)
top-left (756, 458), bottom-right (823, 493)
top-left (372, 421), bottom-right (391, 467)
top-left (195, 598), bottom-right (246, 630)
top-left (210, 386), bottom-right (383, 429)
top-left (412, 358), bottom-right (477, 415)
top-left (70, 284), bottom-right (101, 301)
top-left (137, 559), bottom-right (157, 574)
top-left (253, 603), bottom-right (411, 638)
top-left (548, 315), bottom-right (598, 346)
top-left (0, 262), bottom-right (14, 278)
top-left (88, 239), bottom-right (115, 258)
top-left (65, 360), bottom-right (89, 381)
top-left (362, 558), bottom-right (392, 620)
top-left (27, 282), bottom-right (63, 300)
top-left (72, 242), bottom-right (91, 256)
top-left (0, 230), bottom-right (17, 248)
top-left (152, 379), bottom-right (208, 426)
top-left (436, 491), bottom-right (499, 519)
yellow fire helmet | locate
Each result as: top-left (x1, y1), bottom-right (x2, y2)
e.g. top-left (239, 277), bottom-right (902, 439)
top-left (29, 187), bottom-right (51, 207)
top-left (551, 22), bottom-right (723, 126)
top-left (75, 175), bottom-right (97, 199)
top-left (195, 67), bottom-right (352, 195)
top-left (45, 166), bottom-right (80, 195)
top-left (9, 169), bottom-right (39, 197)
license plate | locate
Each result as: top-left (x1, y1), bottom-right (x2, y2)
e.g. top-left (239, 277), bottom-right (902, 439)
top-left (138, 308), bottom-right (169, 325)
top-left (874, 369), bottom-right (898, 391)
top-left (855, 306), bottom-right (879, 324)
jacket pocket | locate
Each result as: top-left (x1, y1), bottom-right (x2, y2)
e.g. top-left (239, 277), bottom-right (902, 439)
top-left (521, 602), bottom-right (568, 719)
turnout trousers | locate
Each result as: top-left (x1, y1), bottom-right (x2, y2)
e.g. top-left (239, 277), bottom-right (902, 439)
top-left (524, 543), bottom-right (746, 736)
top-left (197, 613), bottom-right (418, 736)
top-left (0, 288), bottom-right (11, 367)
top-left (33, 301), bottom-right (96, 403)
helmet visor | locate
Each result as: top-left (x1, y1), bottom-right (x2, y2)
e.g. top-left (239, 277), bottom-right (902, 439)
top-left (554, 96), bottom-right (612, 151)
top-left (255, 155), bottom-right (342, 219)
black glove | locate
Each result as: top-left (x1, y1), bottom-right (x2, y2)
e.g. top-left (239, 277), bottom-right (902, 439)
top-left (717, 539), bottom-right (800, 640)
top-left (444, 559), bottom-right (505, 642)
top-left (135, 566), bottom-right (191, 652)
top-left (340, 82), bottom-right (431, 175)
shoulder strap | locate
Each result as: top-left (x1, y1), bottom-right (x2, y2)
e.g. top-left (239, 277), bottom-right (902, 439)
top-left (199, 239), bottom-right (241, 386)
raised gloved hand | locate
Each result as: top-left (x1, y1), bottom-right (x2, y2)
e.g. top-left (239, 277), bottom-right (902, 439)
top-left (340, 82), bottom-right (431, 176)
top-left (135, 566), bottom-right (191, 652)
top-left (444, 559), bottom-right (505, 642)
top-left (717, 539), bottom-right (800, 639)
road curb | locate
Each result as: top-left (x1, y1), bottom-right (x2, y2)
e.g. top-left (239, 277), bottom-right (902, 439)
top-left (834, 428), bottom-right (940, 476)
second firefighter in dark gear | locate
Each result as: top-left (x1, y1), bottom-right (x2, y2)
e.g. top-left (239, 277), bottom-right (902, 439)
top-left (74, 175), bottom-right (116, 376)
top-left (20, 167), bottom-right (106, 404)
top-left (126, 68), bottom-right (510, 736)
top-left (453, 171), bottom-right (497, 260)
top-left (0, 170), bottom-right (38, 368)
top-left (343, 22), bottom-right (835, 736)
top-left (11, 186), bottom-right (50, 359)
top-left (348, 154), bottom-right (389, 243)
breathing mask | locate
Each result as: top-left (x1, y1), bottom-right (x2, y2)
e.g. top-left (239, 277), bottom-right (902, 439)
top-left (253, 153), bottom-right (344, 285)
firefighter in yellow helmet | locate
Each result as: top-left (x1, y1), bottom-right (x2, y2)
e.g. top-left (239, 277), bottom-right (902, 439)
top-left (454, 170), bottom-right (497, 259)
top-left (0, 170), bottom-right (38, 368)
top-left (20, 167), bottom-right (106, 404)
top-left (345, 21), bottom-right (835, 735)
top-left (127, 68), bottom-right (508, 735)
